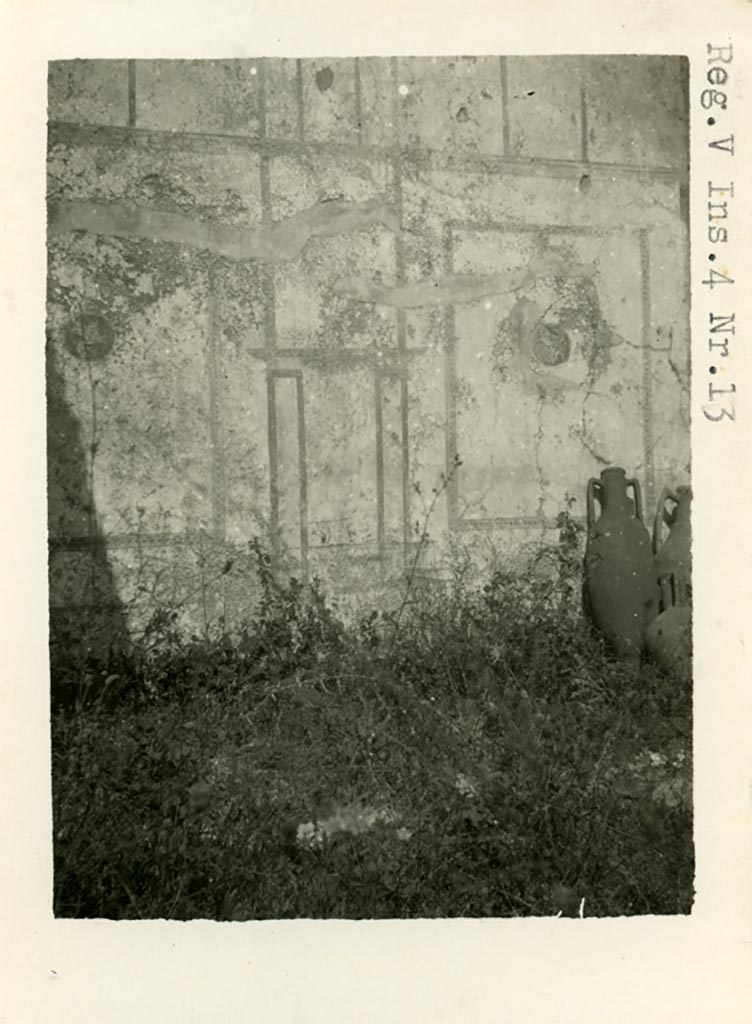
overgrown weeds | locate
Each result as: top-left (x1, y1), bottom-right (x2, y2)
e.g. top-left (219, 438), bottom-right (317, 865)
top-left (51, 506), bottom-right (693, 919)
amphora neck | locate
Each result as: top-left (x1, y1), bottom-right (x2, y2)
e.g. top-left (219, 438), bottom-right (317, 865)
top-left (672, 487), bottom-right (692, 525)
top-left (599, 469), bottom-right (635, 517)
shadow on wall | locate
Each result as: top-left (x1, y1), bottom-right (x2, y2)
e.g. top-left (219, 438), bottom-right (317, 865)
top-left (46, 336), bottom-right (131, 709)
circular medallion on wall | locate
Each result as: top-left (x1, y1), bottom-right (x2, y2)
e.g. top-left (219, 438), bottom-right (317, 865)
top-left (64, 313), bottom-right (115, 362)
top-left (530, 321), bottom-right (571, 367)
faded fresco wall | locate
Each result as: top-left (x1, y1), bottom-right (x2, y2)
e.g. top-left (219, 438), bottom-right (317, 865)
top-left (46, 56), bottom-right (690, 643)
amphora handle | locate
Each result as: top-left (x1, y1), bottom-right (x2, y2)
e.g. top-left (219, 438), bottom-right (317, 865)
top-left (626, 477), bottom-right (644, 523)
top-left (658, 572), bottom-right (676, 612)
top-left (586, 478), bottom-right (600, 532)
top-left (653, 486), bottom-right (679, 554)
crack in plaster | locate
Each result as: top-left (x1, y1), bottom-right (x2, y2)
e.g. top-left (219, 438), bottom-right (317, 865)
top-left (668, 352), bottom-right (690, 392)
top-left (49, 196), bottom-right (400, 263)
top-left (533, 391), bottom-right (547, 527)
top-left (577, 386), bottom-right (612, 466)
top-left (457, 479), bottom-right (498, 521)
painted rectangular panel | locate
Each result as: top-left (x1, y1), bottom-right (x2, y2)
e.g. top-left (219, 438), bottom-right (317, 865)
top-left (135, 60), bottom-right (262, 136)
top-left (300, 58), bottom-right (359, 145)
top-left (583, 56), bottom-right (688, 168)
top-left (272, 374), bottom-right (305, 562)
top-left (506, 56), bottom-right (582, 162)
top-left (450, 226), bottom-right (647, 524)
top-left (398, 56), bottom-right (505, 156)
top-left (216, 262), bottom-right (270, 546)
top-left (48, 60), bottom-right (130, 127)
top-left (379, 373), bottom-right (405, 547)
top-left (222, 356), bottom-right (271, 546)
top-left (305, 365), bottom-right (377, 551)
top-left (103, 290), bottom-right (214, 535)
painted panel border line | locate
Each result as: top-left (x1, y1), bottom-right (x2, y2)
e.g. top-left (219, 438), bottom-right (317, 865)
top-left (47, 123), bottom-right (687, 185)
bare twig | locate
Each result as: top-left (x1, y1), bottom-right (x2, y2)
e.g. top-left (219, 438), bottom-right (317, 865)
top-left (388, 455), bottom-right (462, 651)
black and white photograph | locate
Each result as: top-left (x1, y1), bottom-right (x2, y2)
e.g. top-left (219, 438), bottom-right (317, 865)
top-left (46, 55), bottom-right (694, 921)
top-left (3, 0), bottom-right (752, 1020)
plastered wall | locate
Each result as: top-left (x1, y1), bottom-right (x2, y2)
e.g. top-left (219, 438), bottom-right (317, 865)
top-left (46, 56), bottom-right (690, 643)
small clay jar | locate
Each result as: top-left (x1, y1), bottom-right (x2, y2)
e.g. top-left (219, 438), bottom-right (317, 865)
top-left (583, 467), bottom-right (660, 660)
